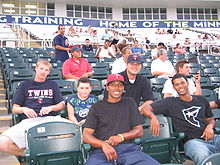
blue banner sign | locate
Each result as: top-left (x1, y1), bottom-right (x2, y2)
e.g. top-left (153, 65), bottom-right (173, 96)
top-left (0, 14), bottom-right (220, 28)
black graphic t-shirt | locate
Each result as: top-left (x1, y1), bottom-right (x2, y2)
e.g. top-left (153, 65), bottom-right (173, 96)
top-left (151, 95), bottom-right (213, 141)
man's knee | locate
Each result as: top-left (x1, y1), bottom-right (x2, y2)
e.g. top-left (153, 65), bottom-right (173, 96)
top-left (0, 135), bottom-right (13, 151)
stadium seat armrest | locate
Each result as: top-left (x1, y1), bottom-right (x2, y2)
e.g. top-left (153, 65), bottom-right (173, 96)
top-left (172, 132), bottom-right (185, 140)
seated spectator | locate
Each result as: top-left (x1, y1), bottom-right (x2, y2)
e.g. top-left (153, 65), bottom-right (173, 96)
top-left (210, 99), bottom-right (220, 108)
top-left (105, 54), bottom-right (154, 110)
top-left (67, 77), bottom-right (98, 125)
top-left (175, 29), bottom-right (181, 34)
top-left (62, 47), bottom-right (93, 81)
top-left (151, 42), bottom-right (165, 59)
top-left (184, 38), bottom-right (191, 52)
top-left (68, 25), bottom-right (79, 37)
top-left (90, 30), bottom-right (99, 48)
top-left (124, 29), bottom-right (134, 42)
top-left (151, 49), bottom-right (175, 79)
top-left (141, 73), bottom-right (220, 165)
top-left (174, 43), bottom-right (187, 54)
top-left (155, 28), bottom-right (162, 34)
top-left (117, 39), bottom-right (127, 53)
top-left (111, 47), bottom-right (132, 74)
top-left (0, 59), bottom-right (70, 156)
top-left (95, 40), bottom-right (115, 59)
top-left (167, 27), bottom-right (173, 34)
top-left (130, 40), bottom-right (145, 55)
top-left (82, 39), bottom-right (93, 52)
top-left (83, 73), bottom-right (160, 165)
top-left (162, 59), bottom-right (201, 98)
top-left (145, 37), bottom-right (151, 49)
top-left (101, 29), bottom-right (112, 40)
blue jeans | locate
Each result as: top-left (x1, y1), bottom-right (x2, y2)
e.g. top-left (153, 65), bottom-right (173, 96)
top-left (184, 135), bottom-right (220, 165)
top-left (85, 143), bottom-right (160, 165)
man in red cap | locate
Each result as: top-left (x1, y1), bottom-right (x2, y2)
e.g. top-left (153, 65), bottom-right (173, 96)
top-left (62, 46), bottom-right (93, 81)
top-left (82, 73), bottom-right (160, 165)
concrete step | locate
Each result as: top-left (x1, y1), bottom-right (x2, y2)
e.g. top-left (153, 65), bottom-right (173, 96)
top-left (0, 83), bottom-right (4, 88)
top-left (0, 126), bottom-right (10, 134)
top-left (0, 88), bottom-right (6, 94)
top-left (0, 107), bottom-right (8, 116)
top-left (0, 93), bottom-right (6, 100)
top-left (0, 153), bottom-right (20, 165)
top-left (0, 100), bottom-right (8, 107)
top-left (0, 115), bottom-right (11, 127)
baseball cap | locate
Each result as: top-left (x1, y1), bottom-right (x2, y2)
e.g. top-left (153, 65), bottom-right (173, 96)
top-left (70, 46), bottom-right (81, 52)
top-left (127, 54), bottom-right (143, 63)
top-left (106, 74), bottom-right (125, 85)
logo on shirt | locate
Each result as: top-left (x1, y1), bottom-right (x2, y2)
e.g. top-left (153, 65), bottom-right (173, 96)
top-left (27, 89), bottom-right (53, 103)
top-left (182, 106), bottom-right (201, 127)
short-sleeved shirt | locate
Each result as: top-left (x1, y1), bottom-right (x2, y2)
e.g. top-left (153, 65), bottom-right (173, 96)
top-left (162, 78), bottom-right (196, 97)
top-left (104, 70), bottom-right (154, 106)
top-left (66, 94), bottom-right (98, 122)
top-left (130, 47), bottom-right (144, 54)
top-left (151, 58), bottom-right (175, 79)
top-left (62, 58), bottom-right (92, 79)
top-left (82, 45), bottom-right (93, 52)
top-left (84, 97), bottom-right (145, 143)
top-left (12, 79), bottom-right (64, 120)
top-left (111, 57), bottom-right (127, 74)
top-left (151, 95), bottom-right (213, 142)
top-left (53, 34), bottom-right (69, 62)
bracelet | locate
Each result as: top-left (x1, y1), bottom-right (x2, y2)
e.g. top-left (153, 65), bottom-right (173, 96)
top-left (117, 134), bottom-right (124, 142)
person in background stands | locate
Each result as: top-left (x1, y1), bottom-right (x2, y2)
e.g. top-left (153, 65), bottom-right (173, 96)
top-left (151, 49), bottom-right (175, 79)
top-left (67, 77), bottom-right (98, 125)
top-left (53, 25), bottom-right (70, 62)
top-left (111, 47), bottom-right (132, 74)
top-left (82, 39), bottom-right (93, 52)
top-left (162, 59), bottom-right (201, 98)
top-left (62, 47), bottom-right (93, 81)
top-left (130, 40), bottom-right (145, 55)
top-left (95, 40), bottom-right (115, 59)
top-left (151, 42), bottom-right (165, 59)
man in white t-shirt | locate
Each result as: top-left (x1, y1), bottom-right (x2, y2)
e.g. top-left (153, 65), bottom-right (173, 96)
top-left (151, 42), bottom-right (165, 59)
top-left (95, 40), bottom-right (115, 58)
top-left (111, 47), bottom-right (132, 73)
top-left (162, 59), bottom-right (201, 98)
top-left (151, 49), bottom-right (175, 79)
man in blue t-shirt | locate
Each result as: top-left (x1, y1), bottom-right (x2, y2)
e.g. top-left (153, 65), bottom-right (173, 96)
top-left (0, 59), bottom-right (69, 156)
top-left (53, 25), bottom-right (70, 62)
top-left (140, 74), bottom-right (220, 165)
top-left (82, 39), bottom-right (93, 52)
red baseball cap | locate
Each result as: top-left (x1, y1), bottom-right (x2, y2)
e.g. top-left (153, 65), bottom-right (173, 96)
top-left (106, 74), bottom-right (125, 85)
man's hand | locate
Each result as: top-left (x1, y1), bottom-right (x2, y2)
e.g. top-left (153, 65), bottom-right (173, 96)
top-left (23, 108), bottom-right (38, 118)
top-left (106, 135), bottom-right (123, 146)
top-left (193, 70), bottom-right (201, 83)
top-left (150, 116), bottom-right (160, 136)
top-left (39, 107), bottom-right (53, 116)
top-left (101, 142), bottom-right (117, 161)
top-left (81, 73), bottom-right (89, 78)
top-left (201, 124), bottom-right (214, 141)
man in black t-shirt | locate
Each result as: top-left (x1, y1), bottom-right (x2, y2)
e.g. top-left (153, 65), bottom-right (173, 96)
top-left (104, 54), bottom-right (154, 111)
top-left (140, 74), bottom-right (220, 165)
top-left (83, 73), bottom-right (160, 165)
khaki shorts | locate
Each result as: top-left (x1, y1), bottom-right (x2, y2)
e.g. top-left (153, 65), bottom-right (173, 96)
top-left (1, 116), bottom-right (72, 148)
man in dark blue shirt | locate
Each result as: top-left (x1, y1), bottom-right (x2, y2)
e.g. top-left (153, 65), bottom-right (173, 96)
top-left (82, 39), bottom-right (93, 52)
top-left (0, 59), bottom-right (68, 156)
top-left (53, 25), bottom-right (70, 62)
